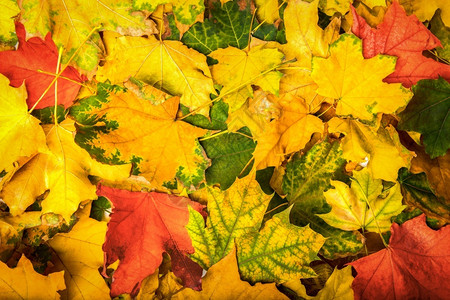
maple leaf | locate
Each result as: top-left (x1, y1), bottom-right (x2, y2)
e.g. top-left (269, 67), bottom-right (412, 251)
top-left (328, 117), bottom-right (408, 181)
top-left (187, 175), bottom-right (272, 269)
top-left (318, 168), bottom-right (405, 232)
top-left (1, 119), bottom-right (131, 220)
top-left (311, 33), bottom-right (412, 121)
top-left (71, 83), bottom-right (207, 187)
top-left (253, 96), bottom-right (323, 169)
top-left (0, 22), bottom-right (86, 109)
top-left (398, 77), bottom-right (450, 158)
top-left (174, 247), bottom-right (289, 299)
top-left (98, 185), bottom-right (204, 297)
top-left (97, 31), bottom-right (215, 114)
top-left (352, 1), bottom-right (450, 87)
top-left (0, 255), bottom-right (65, 299)
top-left (209, 45), bottom-right (284, 112)
top-left (48, 215), bottom-right (109, 300)
top-left (349, 214), bottom-right (450, 299)
top-left (282, 140), bottom-right (364, 258)
top-left (236, 207), bottom-right (326, 283)
top-left (20, 0), bottom-right (152, 70)
top-left (0, 74), bottom-right (47, 173)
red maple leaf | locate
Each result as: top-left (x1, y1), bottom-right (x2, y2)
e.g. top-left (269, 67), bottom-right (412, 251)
top-left (349, 215), bottom-right (450, 300)
top-left (0, 22), bottom-right (86, 109)
top-left (351, 1), bottom-right (450, 87)
top-left (97, 185), bottom-right (204, 297)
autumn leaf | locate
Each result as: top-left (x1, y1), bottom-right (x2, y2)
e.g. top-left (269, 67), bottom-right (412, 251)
top-left (97, 31), bottom-right (215, 114)
top-left (430, 10), bottom-right (450, 61)
top-left (253, 96), bottom-right (323, 169)
top-left (282, 140), bottom-right (364, 258)
top-left (187, 175), bottom-right (272, 269)
top-left (181, 0), bottom-right (253, 54)
top-left (284, 0), bottom-right (331, 60)
top-left (284, 266), bottom-right (354, 300)
top-left (20, 0), bottom-right (151, 70)
top-left (174, 247), bottom-right (289, 300)
top-left (98, 185), bottom-right (204, 297)
top-left (328, 117), bottom-right (408, 182)
top-left (200, 127), bottom-right (256, 189)
top-left (209, 45), bottom-right (284, 112)
top-left (398, 78), bottom-right (450, 158)
top-left (236, 207), bottom-right (326, 283)
top-left (0, 22), bottom-right (86, 109)
top-left (71, 83), bottom-right (206, 187)
top-left (48, 215), bottom-right (109, 300)
top-left (318, 168), bottom-right (405, 232)
top-left (133, 0), bottom-right (204, 25)
top-left (398, 168), bottom-right (450, 224)
top-left (311, 33), bottom-right (412, 121)
top-left (0, 74), bottom-right (47, 173)
top-left (0, 255), bottom-right (65, 300)
top-left (399, 0), bottom-right (449, 24)
top-left (352, 1), bottom-right (450, 87)
top-left (349, 214), bottom-right (450, 299)
top-left (0, 0), bottom-right (19, 46)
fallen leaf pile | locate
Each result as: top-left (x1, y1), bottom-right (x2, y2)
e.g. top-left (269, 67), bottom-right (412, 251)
top-left (0, 0), bottom-right (449, 299)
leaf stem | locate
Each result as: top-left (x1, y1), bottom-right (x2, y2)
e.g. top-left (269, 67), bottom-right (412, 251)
top-left (28, 25), bottom-right (101, 114)
top-left (351, 177), bottom-right (389, 248)
top-left (54, 47), bottom-right (63, 125)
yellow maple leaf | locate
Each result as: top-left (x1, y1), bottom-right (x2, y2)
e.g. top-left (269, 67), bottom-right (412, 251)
top-left (318, 168), bottom-right (405, 232)
top-left (72, 86), bottom-right (207, 187)
top-left (97, 31), bottom-right (215, 115)
top-left (173, 247), bottom-right (289, 300)
top-left (253, 96), bottom-right (323, 169)
top-left (0, 255), bottom-right (65, 299)
top-left (48, 216), bottom-right (109, 300)
top-left (43, 120), bottom-right (131, 221)
top-left (209, 45), bottom-right (284, 112)
top-left (0, 75), bottom-right (47, 173)
top-left (311, 34), bottom-right (412, 121)
top-left (328, 117), bottom-right (407, 182)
